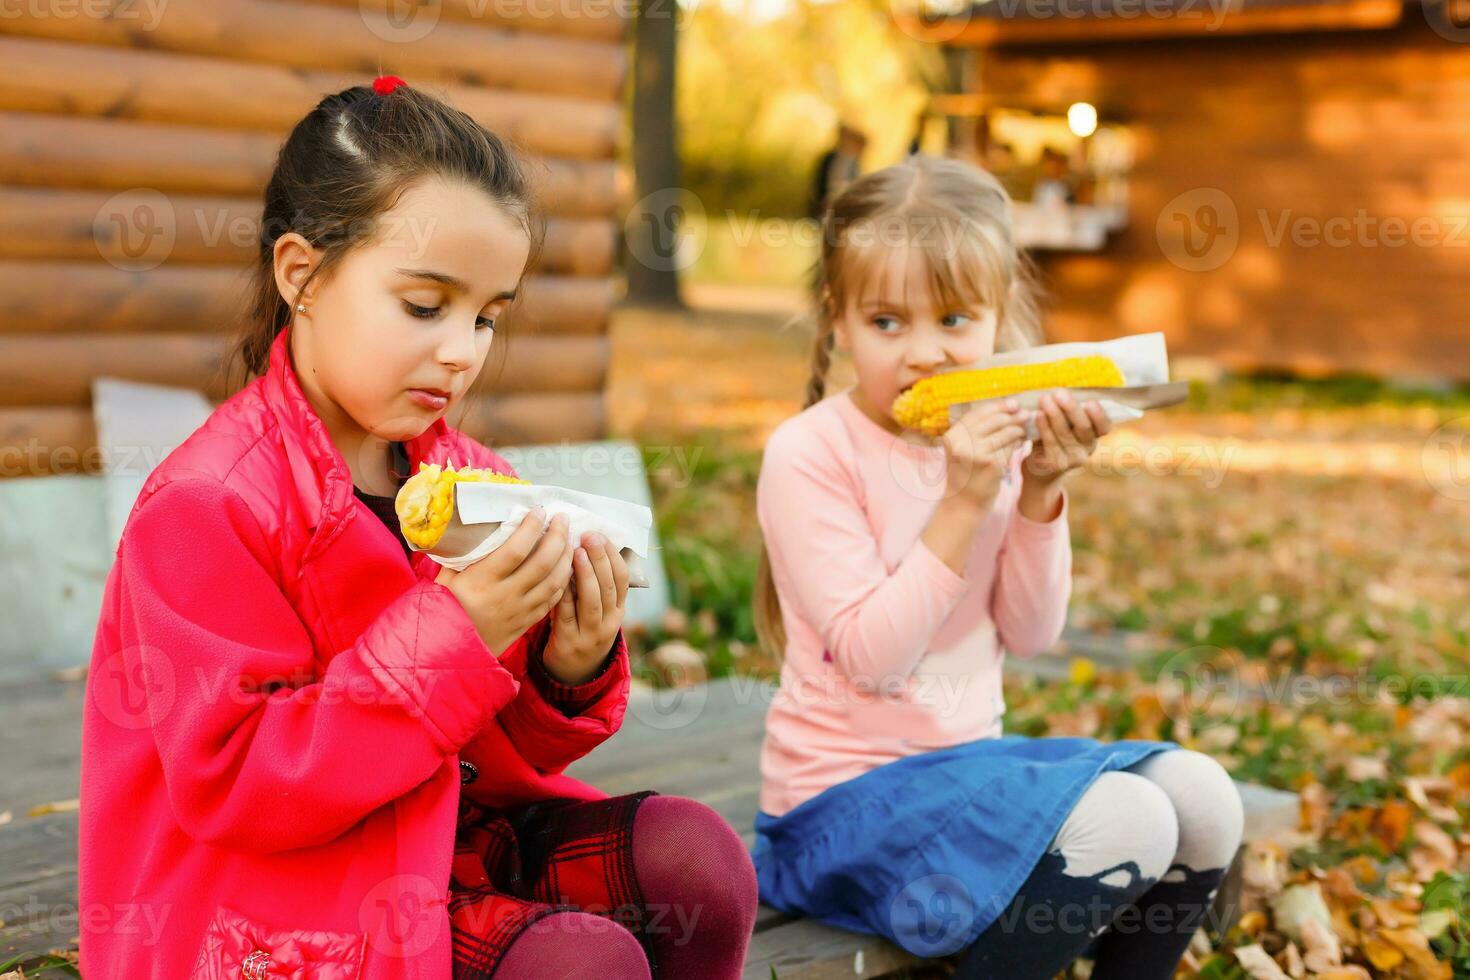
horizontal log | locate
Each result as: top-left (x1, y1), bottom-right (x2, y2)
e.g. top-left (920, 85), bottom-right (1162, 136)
top-left (0, 394), bottom-right (605, 478)
top-left (0, 407), bottom-right (100, 478)
top-left (0, 334), bottom-right (608, 407)
top-left (917, 0), bottom-right (1402, 45)
top-left (0, 35), bottom-right (620, 162)
top-left (447, 392), bottom-right (606, 447)
top-left (0, 262), bottom-right (615, 337)
top-left (0, 0), bottom-right (625, 102)
top-left (308, 0), bottom-right (629, 43)
top-left (0, 113), bottom-right (619, 219)
top-left (0, 188), bottom-right (617, 277)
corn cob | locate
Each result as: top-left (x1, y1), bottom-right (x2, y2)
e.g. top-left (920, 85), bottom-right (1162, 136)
top-left (394, 461), bottom-right (529, 550)
top-left (891, 355), bottom-right (1126, 436)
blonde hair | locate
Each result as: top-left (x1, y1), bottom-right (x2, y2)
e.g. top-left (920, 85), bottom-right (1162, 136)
top-left (752, 153), bottom-right (1044, 660)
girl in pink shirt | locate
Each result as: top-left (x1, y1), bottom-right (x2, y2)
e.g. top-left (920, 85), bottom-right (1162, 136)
top-left (750, 155), bottom-right (1244, 978)
top-left (79, 77), bottom-right (755, 980)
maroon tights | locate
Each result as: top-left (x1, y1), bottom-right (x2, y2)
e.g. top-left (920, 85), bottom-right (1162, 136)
top-left (494, 795), bottom-right (757, 979)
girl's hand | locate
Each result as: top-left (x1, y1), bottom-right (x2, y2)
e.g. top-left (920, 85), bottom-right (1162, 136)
top-left (435, 509), bottom-right (574, 656)
top-left (544, 531), bottom-right (630, 685)
top-left (1022, 389), bottom-right (1111, 486)
top-left (941, 399), bottom-right (1030, 513)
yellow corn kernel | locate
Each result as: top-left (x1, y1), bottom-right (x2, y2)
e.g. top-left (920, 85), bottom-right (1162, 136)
top-left (394, 461), bottom-right (529, 550)
top-left (891, 355), bottom-right (1126, 436)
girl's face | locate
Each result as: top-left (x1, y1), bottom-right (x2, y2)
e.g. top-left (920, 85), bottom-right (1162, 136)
top-left (832, 243), bottom-right (999, 435)
top-left (274, 176), bottom-right (531, 469)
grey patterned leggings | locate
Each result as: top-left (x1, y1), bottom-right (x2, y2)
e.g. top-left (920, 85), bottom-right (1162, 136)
top-left (953, 748), bottom-right (1245, 980)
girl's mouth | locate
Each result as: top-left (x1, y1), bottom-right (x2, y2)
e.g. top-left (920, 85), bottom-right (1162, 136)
top-left (408, 388), bottom-right (450, 411)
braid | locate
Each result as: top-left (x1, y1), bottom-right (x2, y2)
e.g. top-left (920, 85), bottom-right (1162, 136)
top-left (803, 328), bottom-right (835, 409)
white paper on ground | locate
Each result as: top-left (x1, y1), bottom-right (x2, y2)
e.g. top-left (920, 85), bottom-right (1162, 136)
top-left (947, 332), bottom-right (1172, 440)
top-left (425, 481), bottom-right (655, 583)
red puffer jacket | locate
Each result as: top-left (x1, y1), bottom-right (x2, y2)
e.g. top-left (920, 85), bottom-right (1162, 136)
top-left (79, 324), bottom-right (630, 980)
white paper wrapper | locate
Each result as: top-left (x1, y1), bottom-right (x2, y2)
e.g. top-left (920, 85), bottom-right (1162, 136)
top-left (947, 332), bottom-right (1184, 440)
top-left (410, 481), bottom-right (655, 586)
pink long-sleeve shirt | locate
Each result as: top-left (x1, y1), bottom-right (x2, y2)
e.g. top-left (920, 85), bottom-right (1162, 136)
top-left (756, 389), bottom-right (1073, 817)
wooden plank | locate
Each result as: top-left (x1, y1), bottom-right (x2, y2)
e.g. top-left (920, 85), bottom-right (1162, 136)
top-left (0, 814), bottom-right (80, 962)
top-left (742, 917), bottom-right (916, 980)
top-left (0, 674), bottom-right (84, 816)
top-left (0, 333), bottom-right (608, 406)
top-left (0, 262), bottom-right (614, 338)
top-left (0, 0), bottom-right (625, 102)
top-left (0, 35), bottom-right (620, 162)
top-left (0, 112), bottom-right (619, 219)
top-left (452, 391), bottom-right (606, 447)
top-left (0, 187), bottom-right (616, 276)
top-left (0, 407), bottom-right (99, 477)
top-left (0, 392), bottom-right (607, 478)
top-left (922, 0), bottom-right (1404, 46)
top-left (968, 20), bottom-right (1470, 380)
top-left (308, 0), bottom-right (630, 43)
top-left (0, 672), bottom-right (83, 959)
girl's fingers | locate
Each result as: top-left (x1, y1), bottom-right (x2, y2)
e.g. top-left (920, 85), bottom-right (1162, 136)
top-left (955, 403), bottom-right (1025, 442)
top-left (555, 582), bottom-right (578, 627)
top-left (585, 534), bottom-right (617, 608)
top-left (609, 548), bottom-right (630, 609)
top-left (482, 507), bottom-right (547, 577)
top-left (1056, 392), bottom-right (1095, 444)
top-left (1044, 397), bottom-right (1083, 455)
top-left (1035, 409), bottom-right (1062, 473)
top-left (1041, 392), bottom-right (1071, 439)
top-left (530, 541), bottom-right (574, 613)
top-left (573, 545), bottom-right (603, 623)
top-left (1085, 400), bottom-right (1112, 436)
top-left (512, 513), bottom-right (570, 586)
top-left (976, 422), bottom-right (1028, 456)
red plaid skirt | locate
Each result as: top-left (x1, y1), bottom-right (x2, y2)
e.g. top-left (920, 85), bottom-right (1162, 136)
top-left (449, 789), bottom-right (661, 980)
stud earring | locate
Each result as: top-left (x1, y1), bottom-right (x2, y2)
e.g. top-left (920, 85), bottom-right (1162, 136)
top-left (296, 304), bottom-right (307, 313)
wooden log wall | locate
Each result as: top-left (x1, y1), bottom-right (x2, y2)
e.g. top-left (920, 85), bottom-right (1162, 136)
top-left (969, 17), bottom-right (1470, 380)
top-left (0, 0), bottom-right (629, 476)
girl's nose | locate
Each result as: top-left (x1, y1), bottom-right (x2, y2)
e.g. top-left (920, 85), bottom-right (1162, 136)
top-left (437, 323), bottom-right (478, 371)
top-left (906, 341), bottom-right (947, 371)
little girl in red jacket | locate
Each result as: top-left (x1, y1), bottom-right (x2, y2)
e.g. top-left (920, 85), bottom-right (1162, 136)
top-left (79, 76), bottom-right (757, 980)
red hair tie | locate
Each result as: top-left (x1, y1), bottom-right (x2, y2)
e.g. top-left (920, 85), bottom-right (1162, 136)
top-left (372, 75), bottom-right (408, 96)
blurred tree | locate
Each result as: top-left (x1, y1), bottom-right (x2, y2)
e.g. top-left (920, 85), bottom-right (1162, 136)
top-left (678, 0), bottom-right (946, 218)
top-left (628, 0), bottom-right (686, 308)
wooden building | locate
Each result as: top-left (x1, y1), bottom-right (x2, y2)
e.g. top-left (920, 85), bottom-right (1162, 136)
top-left (905, 0), bottom-right (1470, 379)
top-left (0, 0), bottom-right (629, 478)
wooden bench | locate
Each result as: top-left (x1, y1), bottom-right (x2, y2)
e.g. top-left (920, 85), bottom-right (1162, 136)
top-left (565, 676), bottom-right (1300, 979)
top-left (0, 672), bottom-right (1298, 978)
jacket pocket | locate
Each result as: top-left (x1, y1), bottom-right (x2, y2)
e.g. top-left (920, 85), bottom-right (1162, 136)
top-left (190, 904), bottom-right (365, 980)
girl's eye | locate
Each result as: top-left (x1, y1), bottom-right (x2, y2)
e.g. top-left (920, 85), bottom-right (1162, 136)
top-left (405, 300), bottom-right (494, 331)
top-left (942, 313), bottom-right (973, 328)
top-left (873, 316), bottom-right (901, 332)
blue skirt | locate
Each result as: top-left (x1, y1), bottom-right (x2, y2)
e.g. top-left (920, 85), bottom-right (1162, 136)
top-left (751, 734), bottom-right (1179, 957)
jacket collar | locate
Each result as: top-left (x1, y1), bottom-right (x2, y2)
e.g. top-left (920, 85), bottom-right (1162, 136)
top-left (260, 325), bottom-right (453, 560)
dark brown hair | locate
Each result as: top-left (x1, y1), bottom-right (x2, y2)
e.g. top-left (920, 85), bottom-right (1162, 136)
top-left (753, 154), bottom-right (1044, 660)
top-left (223, 81), bottom-right (545, 391)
